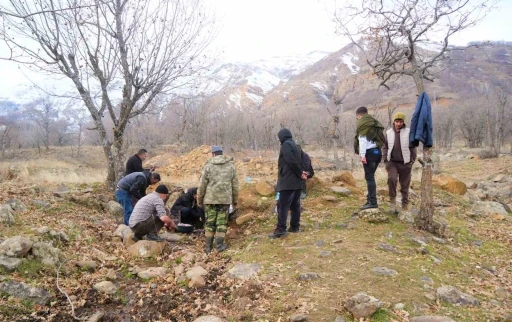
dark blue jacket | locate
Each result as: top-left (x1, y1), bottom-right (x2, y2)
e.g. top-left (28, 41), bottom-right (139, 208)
top-left (410, 92), bottom-right (434, 148)
top-left (117, 171), bottom-right (151, 200)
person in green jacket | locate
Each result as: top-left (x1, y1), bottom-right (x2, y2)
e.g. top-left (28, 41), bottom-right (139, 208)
top-left (197, 145), bottom-right (239, 253)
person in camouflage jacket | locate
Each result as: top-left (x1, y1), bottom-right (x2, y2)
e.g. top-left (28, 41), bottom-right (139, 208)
top-left (197, 145), bottom-right (239, 253)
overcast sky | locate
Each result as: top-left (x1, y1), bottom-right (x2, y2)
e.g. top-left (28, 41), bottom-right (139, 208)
top-left (1, 0), bottom-right (511, 100)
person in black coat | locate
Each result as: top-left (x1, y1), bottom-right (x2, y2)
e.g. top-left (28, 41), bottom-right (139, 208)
top-left (269, 128), bottom-right (307, 239)
top-left (126, 149), bottom-right (156, 175)
top-left (297, 144), bottom-right (314, 199)
top-left (170, 187), bottom-right (205, 228)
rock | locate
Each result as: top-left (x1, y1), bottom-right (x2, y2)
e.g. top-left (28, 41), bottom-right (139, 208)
top-left (114, 224), bottom-right (132, 239)
top-left (430, 255), bottom-right (442, 264)
top-left (437, 286), bottom-right (479, 306)
top-left (6, 199), bottom-right (27, 212)
top-left (398, 210), bottom-right (415, 223)
top-left (0, 205), bottom-right (15, 225)
top-left (334, 317), bottom-right (345, 322)
top-left (372, 267), bottom-right (398, 276)
top-left (107, 200), bottom-right (124, 217)
top-left (431, 237), bottom-right (447, 244)
top-left (255, 180), bottom-right (274, 196)
top-left (181, 251), bottom-right (195, 264)
top-left (49, 230), bottom-right (69, 242)
top-left (54, 184), bottom-right (71, 196)
top-left (186, 266), bottom-right (208, 279)
top-left (159, 231), bottom-right (185, 242)
top-left (298, 272), bottom-right (319, 281)
top-left (0, 280), bottom-right (51, 305)
top-left (319, 251), bottom-right (331, 257)
top-left (492, 174), bottom-right (507, 183)
top-left (227, 263), bottom-right (261, 279)
top-left (332, 171), bottom-right (357, 186)
top-left (174, 264), bottom-right (185, 277)
top-left (321, 196), bottom-right (337, 202)
top-left (0, 236), bottom-right (33, 257)
top-left (138, 267), bottom-right (168, 279)
top-left (193, 316), bottom-right (226, 322)
top-left (379, 243), bottom-right (401, 254)
top-left (87, 311), bottom-right (104, 322)
top-left (0, 255), bottom-right (22, 272)
top-left (289, 313), bottom-right (308, 321)
top-left (359, 209), bottom-right (389, 223)
top-left (188, 275), bottom-right (206, 288)
top-left (76, 261), bottom-right (98, 271)
top-left (32, 226), bottom-right (50, 235)
top-left (472, 201), bottom-right (508, 217)
top-left (123, 231), bottom-right (137, 248)
top-left (236, 212), bottom-right (256, 225)
top-left (495, 287), bottom-right (510, 300)
top-left (330, 187), bottom-right (351, 196)
top-left (410, 316), bottom-right (455, 322)
top-left (421, 276), bottom-right (434, 286)
top-left (105, 269), bottom-right (117, 280)
top-left (315, 240), bottom-right (324, 246)
top-left (394, 303), bottom-right (405, 310)
top-left (345, 292), bottom-right (382, 319)
top-left (32, 242), bottom-right (61, 266)
top-left (128, 241), bottom-right (166, 258)
top-left (32, 200), bottom-right (50, 208)
top-left (433, 175), bottom-right (467, 195)
top-left (93, 281), bottom-right (117, 294)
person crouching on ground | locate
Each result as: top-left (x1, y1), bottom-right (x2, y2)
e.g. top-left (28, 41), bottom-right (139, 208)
top-left (197, 145), bottom-right (239, 254)
top-left (129, 184), bottom-right (177, 242)
top-left (170, 187), bottom-right (205, 229)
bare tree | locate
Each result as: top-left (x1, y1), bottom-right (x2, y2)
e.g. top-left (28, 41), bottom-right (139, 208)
top-left (63, 105), bottom-right (91, 157)
top-left (24, 98), bottom-right (59, 151)
top-left (485, 84), bottom-right (510, 156)
top-left (335, 0), bottom-right (498, 235)
top-left (0, 0), bottom-right (216, 189)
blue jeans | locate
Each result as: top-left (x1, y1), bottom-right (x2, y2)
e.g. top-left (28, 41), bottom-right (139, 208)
top-left (116, 189), bottom-right (133, 225)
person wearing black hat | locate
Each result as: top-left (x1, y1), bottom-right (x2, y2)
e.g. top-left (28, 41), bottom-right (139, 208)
top-left (129, 184), bottom-right (176, 241)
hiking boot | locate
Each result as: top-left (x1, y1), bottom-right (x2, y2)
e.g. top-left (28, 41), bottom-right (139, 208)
top-left (402, 204), bottom-right (409, 211)
top-left (287, 226), bottom-right (300, 233)
top-left (360, 203), bottom-right (378, 210)
top-left (268, 230), bottom-right (287, 239)
top-left (204, 236), bottom-right (214, 254)
top-left (389, 202), bottom-right (398, 214)
top-left (145, 233), bottom-right (165, 242)
top-left (215, 237), bottom-right (228, 252)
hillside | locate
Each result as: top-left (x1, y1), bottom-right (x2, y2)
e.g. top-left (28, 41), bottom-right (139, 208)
top-left (0, 146), bottom-right (510, 321)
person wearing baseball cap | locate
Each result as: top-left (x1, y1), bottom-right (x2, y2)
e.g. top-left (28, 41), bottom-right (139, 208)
top-left (382, 112), bottom-right (417, 214)
top-left (129, 184), bottom-right (176, 241)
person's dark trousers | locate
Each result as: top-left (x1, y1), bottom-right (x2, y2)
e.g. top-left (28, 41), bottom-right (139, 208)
top-left (131, 214), bottom-right (164, 239)
top-left (386, 161), bottom-right (412, 206)
top-left (116, 189), bottom-right (133, 225)
top-left (180, 207), bottom-right (205, 228)
top-left (277, 189), bottom-right (301, 232)
top-left (363, 148), bottom-right (382, 205)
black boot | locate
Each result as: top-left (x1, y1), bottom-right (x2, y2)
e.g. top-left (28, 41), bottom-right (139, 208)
top-left (215, 237), bottom-right (228, 252)
top-left (204, 237), bottom-right (214, 254)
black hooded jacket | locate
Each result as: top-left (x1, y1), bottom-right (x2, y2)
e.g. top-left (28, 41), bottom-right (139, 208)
top-left (276, 128), bottom-right (303, 191)
top-left (170, 187), bottom-right (198, 216)
top-left (125, 154), bottom-right (144, 175)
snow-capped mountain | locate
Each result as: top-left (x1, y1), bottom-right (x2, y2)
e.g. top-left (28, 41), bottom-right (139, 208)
top-left (201, 51), bottom-right (332, 110)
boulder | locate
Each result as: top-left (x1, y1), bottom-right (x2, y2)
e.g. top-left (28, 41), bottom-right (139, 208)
top-left (330, 187), bottom-right (351, 196)
top-left (437, 286), bottom-right (479, 306)
top-left (472, 201), bottom-right (508, 217)
top-left (128, 241), bottom-right (166, 258)
top-left (114, 224), bottom-right (132, 239)
top-left (76, 261), bottom-right (98, 272)
top-left (0, 280), bottom-right (51, 305)
top-left (186, 266), bottom-right (208, 279)
top-left (332, 171), bottom-right (357, 186)
top-left (305, 176), bottom-right (320, 190)
top-left (0, 255), bottom-right (22, 272)
top-left (433, 175), bottom-right (467, 195)
top-left (107, 200), bottom-right (124, 217)
top-left (193, 316), bottom-right (226, 322)
top-left (188, 275), bottom-right (206, 288)
top-left (0, 204), bottom-right (15, 225)
top-left (159, 231), bottom-right (185, 242)
top-left (345, 292), bottom-right (382, 319)
top-left (0, 236), bottom-right (33, 257)
top-left (93, 281), bottom-right (117, 294)
top-left (289, 314), bottom-right (309, 321)
top-left (255, 180), bottom-right (274, 197)
top-left (298, 272), bottom-right (319, 281)
top-left (227, 263), bottom-right (261, 279)
top-left (137, 267), bottom-right (168, 279)
top-left (410, 316), bottom-right (455, 322)
top-left (6, 199), bottom-right (27, 212)
top-left (359, 209), bottom-right (389, 223)
top-left (32, 242), bottom-right (61, 266)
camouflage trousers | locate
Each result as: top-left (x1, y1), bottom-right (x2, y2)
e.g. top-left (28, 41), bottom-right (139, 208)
top-left (204, 204), bottom-right (229, 236)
